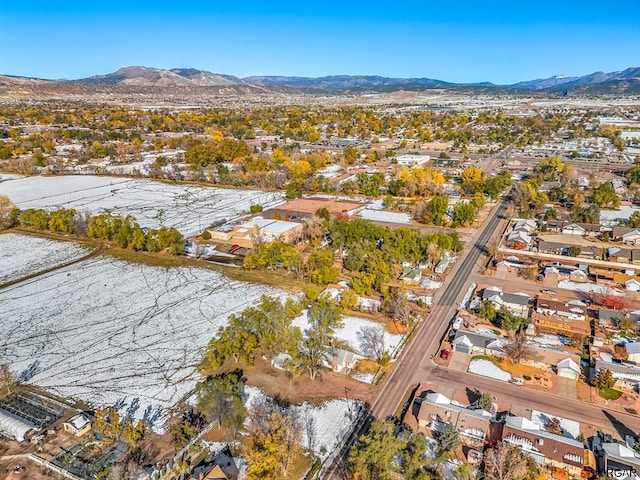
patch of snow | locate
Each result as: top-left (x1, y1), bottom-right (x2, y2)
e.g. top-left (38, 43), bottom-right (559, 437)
top-left (468, 359), bottom-right (511, 382)
top-left (0, 175), bottom-right (286, 237)
top-left (0, 257), bottom-right (290, 432)
top-left (530, 410), bottom-right (580, 439)
top-left (351, 372), bottom-right (375, 384)
top-left (292, 312), bottom-right (404, 357)
top-left (0, 234), bottom-right (91, 284)
top-left (528, 334), bottom-right (570, 347)
top-left (242, 386), bottom-right (361, 459)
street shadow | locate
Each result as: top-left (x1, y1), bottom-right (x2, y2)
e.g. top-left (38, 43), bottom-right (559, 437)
top-left (602, 409), bottom-right (635, 440)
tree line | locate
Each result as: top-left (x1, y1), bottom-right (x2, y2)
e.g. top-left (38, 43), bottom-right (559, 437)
top-left (5, 206), bottom-right (184, 255)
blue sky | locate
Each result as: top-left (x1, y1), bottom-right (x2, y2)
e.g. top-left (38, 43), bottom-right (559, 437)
top-left (1, 0), bottom-right (639, 84)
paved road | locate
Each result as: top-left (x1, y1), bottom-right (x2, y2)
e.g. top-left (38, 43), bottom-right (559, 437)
top-left (323, 197), bottom-right (509, 479)
top-left (323, 192), bottom-right (640, 479)
top-left (370, 196), bottom-right (509, 419)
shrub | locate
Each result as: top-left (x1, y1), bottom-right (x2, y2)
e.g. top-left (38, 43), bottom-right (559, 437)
top-left (249, 204), bottom-right (263, 213)
top-left (201, 230), bottom-right (211, 240)
top-left (598, 388), bottom-right (622, 400)
top-left (523, 374), bottom-right (532, 381)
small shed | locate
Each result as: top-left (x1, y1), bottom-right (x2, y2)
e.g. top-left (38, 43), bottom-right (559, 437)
top-left (557, 358), bottom-right (580, 380)
top-left (271, 352), bottom-right (293, 370)
top-left (63, 413), bottom-right (91, 437)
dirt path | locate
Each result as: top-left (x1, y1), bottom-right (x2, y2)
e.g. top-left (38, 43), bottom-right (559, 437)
top-left (0, 245), bottom-right (103, 290)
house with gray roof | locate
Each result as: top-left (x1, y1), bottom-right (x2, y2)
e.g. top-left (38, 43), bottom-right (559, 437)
top-left (452, 329), bottom-right (507, 356)
top-left (482, 286), bottom-right (531, 317)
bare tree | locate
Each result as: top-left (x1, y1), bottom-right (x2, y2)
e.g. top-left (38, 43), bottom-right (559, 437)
top-left (484, 445), bottom-right (536, 480)
top-left (302, 404), bottom-right (317, 455)
top-left (504, 329), bottom-right (531, 364)
top-left (357, 325), bottom-right (387, 361)
top-left (387, 287), bottom-right (410, 326)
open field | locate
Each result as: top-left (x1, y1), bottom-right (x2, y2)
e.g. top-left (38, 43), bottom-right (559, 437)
top-left (0, 253), bottom-right (289, 432)
top-left (0, 175), bottom-right (285, 236)
top-left (0, 233), bottom-right (92, 285)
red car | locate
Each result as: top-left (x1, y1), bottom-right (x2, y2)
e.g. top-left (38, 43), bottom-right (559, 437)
top-left (440, 349), bottom-right (451, 360)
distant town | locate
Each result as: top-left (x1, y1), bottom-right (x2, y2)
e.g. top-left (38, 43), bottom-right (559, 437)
top-left (1, 78), bottom-right (640, 480)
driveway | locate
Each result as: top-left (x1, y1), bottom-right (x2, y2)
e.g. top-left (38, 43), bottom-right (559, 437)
top-left (449, 351), bottom-right (471, 372)
top-left (557, 376), bottom-right (577, 399)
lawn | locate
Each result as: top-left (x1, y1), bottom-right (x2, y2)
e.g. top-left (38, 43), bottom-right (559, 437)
top-left (598, 388), bottom-right (623, 400)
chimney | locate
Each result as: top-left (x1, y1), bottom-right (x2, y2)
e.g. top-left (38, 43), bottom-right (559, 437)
top-left (332, 351), bottom-right (338, 371)
top-left (199, 473), bottom-right (204, 480)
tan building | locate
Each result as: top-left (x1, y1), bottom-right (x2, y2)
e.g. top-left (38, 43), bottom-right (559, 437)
top-left (416, 392), bottom-right (492, 448)
top-left (62, 413), bottom-right (91, 437)
top-left (208, 216), bottom-right (303, 249)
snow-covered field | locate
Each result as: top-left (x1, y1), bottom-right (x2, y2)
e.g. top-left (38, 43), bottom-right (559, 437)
top-left (243, 386), bottom-right (361, 459)
top-left (0, 233), bottom-right (91, 284)
top-left (468, 359), bottom-right (511, 382)
top-left (0, 256), bottom-right (287, 431)
top-left (0, 175), bottom-right (285, 236)
top-left (293, 313), bottom-right (405, 357)
top-left (530, 410), bottom-right (580, 439)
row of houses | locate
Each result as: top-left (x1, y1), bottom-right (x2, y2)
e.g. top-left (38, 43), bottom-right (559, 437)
top-left (415, 392), bottom-right (593, 478)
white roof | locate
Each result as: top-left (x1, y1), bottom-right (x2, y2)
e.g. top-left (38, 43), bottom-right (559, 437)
top-left (262, 220), bottom-right (301, 234)
top-left (626, 342), bottom-right (640, 355)
top-left (0, 408), bottom-right (37, 442)
top-left (66, 413), bottom-right (90, 430)
top-left (557, 358), bottom-right (580, 373)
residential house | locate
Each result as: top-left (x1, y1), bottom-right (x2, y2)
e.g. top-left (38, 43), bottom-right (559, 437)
top-left (500, 416), bottom-right (585, 478)
top-left (62, 413), bottom-right (91, 437)
top-left (507, 231), bottom-right (532, 250)
top-left (556, 358), bottom-right (580, 381)
top-left (608, 247), bottom-right (640, 264)
top-left (482, 286), bottom-right (530, 317)
top-left (533, 295), bottom-right (589, 335)
top-left (621, 230), bottom-right (640, 246)
top-left (600, 441), bottom-right (640, 478)
top-left (416, 392), bottom-right (492, 448)
top-left (611, 179), bottom-right (628, 196)
top-left (399, 267), bottom-right (422, 284)
top-left (625, 342), bottom-right (640, 363)
top-left (536, 295), bottom-right (586, 321)
top-left (452, 329), bottom-right (507, 356)
top-left (323, 348), bottom-right (357, 373)
top-left (537, 239), bottom-right (602, 259)
top-left (598, 308), bottom-right (640, 330)
top-left (595, 359), bottom-right (640, 384)
top-left (546, 221), bottom-right (601, 236)
top-left (626, 279), bottom-right (640, 292)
